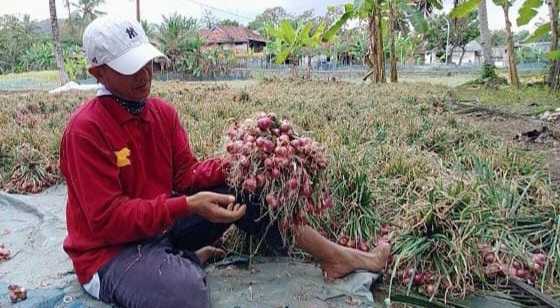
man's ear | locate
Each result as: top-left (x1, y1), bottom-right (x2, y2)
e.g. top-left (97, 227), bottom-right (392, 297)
top-left (88, 66), bottom-right (104, 83)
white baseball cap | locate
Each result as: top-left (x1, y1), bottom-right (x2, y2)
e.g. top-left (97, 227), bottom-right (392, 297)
top-left (83, 15), bottom-right (165, 75)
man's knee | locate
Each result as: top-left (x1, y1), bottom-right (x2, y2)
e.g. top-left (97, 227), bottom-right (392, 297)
top-left (161, 261), bottom-right (209, 307)
top-left (103, 251), bottom-right (210, 308)
top-left (163, 279), bottom-right (209, 307)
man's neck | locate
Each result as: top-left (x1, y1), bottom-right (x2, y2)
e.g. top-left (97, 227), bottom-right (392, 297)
top-left (97, 84), bottom-right (147, 116)
top-left (111, 95), bottom-right (147, 116)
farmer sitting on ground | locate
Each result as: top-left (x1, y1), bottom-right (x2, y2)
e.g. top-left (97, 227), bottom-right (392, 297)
top-left (60, 15), bottom-right (391, 308)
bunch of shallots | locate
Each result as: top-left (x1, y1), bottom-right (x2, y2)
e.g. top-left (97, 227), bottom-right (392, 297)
top-left (223, 112), bottom-right (332, 231)
top-left (479, 244), bottom-right (548, 282)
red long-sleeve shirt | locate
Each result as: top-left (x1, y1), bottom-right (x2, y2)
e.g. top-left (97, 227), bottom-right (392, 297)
top-left (60, 95), bottom-right (226, 284)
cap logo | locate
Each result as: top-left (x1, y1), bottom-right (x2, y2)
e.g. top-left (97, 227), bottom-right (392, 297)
top-left (92, 57), bottom-right (97, 64)
top-left (125, 27), bottom-right (137, 39)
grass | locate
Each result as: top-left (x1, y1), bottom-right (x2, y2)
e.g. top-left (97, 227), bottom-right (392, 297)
top-left (340, 75), bottom-right (475, 87)
top-left (454, 70), bottom-right (560, 116)
top-left (0, 70), bottom-right (59, 91)
top-left (0, 79), bottom-right (558, 303)
top-left (399, 75), bottom-right (475, 87)
top-left (455, 85), bottom-right (560, 116)
top-left (0, 70), bottom-right (59, 82)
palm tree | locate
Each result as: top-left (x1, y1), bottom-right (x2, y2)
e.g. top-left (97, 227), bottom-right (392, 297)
top-left (478, 0), bottom-right (493, 66)
top-left (63, 0), bottom-right (74, 32)
top-left (158, 13), bottom-right (198, 72)
top-left (456, 0), bottom-right (518, 86)
top-left (453, 0), bottom-right (522, 85)
top-left (71, 0), bottom-right (106, 22)
top-left (21, 15), bottom-right (40, 37)
top-left (49, 0), bottom-right (69, 85)
top-left (141, 20), bottom-right (154, 39)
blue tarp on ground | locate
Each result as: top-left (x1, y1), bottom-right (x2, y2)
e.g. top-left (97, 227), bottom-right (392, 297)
top-left (0, 186), bottom-right (381, 307)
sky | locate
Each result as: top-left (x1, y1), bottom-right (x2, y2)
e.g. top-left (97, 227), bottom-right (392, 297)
top-left (0, 0), bottom-right (549, 32)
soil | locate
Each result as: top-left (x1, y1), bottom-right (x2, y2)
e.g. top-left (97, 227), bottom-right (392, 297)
top-left (453, 101), bottom-right (560, 185)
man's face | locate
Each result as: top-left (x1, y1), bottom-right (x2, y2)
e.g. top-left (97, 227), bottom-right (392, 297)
top-left (89, 61), bottom-right (153, 101)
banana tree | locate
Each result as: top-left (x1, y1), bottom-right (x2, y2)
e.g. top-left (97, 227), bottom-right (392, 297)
top-left (324, 0), bottom-right (440, 83)
top-left (452, 0), bottom-right (520, 88)
top-left (386, 0), bottom-right (436, 82)
top-left (395, 33), bottom-right (421, 65)
top-left (518, 0), bottom-right (559, 90)
top-left (265, 20), bottom-right (325, 77)
top-left (324, 1), bottom-right (386, 83)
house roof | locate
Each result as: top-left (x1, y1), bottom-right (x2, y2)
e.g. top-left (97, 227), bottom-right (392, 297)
top-left (464, 40), bottom-right (482, 52)
top-left (200, 26), bottom-right (266, 45)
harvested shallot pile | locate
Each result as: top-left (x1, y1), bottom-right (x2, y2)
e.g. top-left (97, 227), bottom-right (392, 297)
top-left (222, 112), bottom-right (332, 237)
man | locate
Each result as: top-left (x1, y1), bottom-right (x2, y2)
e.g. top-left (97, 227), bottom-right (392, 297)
top-left (60, 15), bottom-right (390, 308)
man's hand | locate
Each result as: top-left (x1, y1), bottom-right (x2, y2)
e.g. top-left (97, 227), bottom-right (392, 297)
top-left (187, 192), bottom-right (246, 223)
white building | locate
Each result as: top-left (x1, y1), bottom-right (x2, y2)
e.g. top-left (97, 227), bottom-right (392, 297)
top-left (424, 40), bottom-right (482, 66)
top-left (449, 41), bottom-right (482, 65)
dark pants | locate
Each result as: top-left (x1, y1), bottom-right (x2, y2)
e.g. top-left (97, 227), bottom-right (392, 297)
top-left (97, 185), bottom-right (284, 308)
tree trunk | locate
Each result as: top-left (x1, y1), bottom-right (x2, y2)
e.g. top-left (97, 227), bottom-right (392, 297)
top-left (367, 16), bottom-right (378, 82)
top-left (502, 4), bottom-right (520, 88)
top-left (388, 6), bottom-right (398, 83)
top-left (49, 0), bottom-right (69, 86)
top-left (306, 54), bottom-right (312, 79)
top-left (136, 0), bottom-right (141, 22)
top-left (366, 11), bottom-right (386, 83)
top-left (449, 46), bottom-right (456, 65)
top-left (291, 56), bottom-right (298, 78)
top-left (459, 47), bottom-right (466, 65)
top-left (64, 0), bottom-right (74, 33)
top-left (376, 14), bottom-right (386, 83)
top-left (478, 0), bottom-right (493, 65)
top-left (548, 0), bottom-right (560, 90)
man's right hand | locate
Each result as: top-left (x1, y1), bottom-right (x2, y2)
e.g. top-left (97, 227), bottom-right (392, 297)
top-left (187, 192), bottom-right (246, 223)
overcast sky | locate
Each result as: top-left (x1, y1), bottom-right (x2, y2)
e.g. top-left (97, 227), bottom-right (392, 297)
top-left (0, 0), bottom-right (549, 32)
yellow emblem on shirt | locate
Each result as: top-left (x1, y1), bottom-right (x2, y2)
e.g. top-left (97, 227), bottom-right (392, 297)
top-left (114, 147), bottom-right (131, 167)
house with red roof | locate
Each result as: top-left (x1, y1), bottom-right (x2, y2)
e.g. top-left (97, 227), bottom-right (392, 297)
top-left (199, 26), bottom-right (266, 55)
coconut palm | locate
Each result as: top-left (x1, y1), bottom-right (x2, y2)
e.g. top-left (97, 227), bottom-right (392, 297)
top-left (157, 13), bottom-right (198, 72)
top-left (63, 0), bottom-right (74, 32)
top-left (453, 0), bottom-right (520, 88)
top-left (49, 0), bottom-right (69, 85)
top-left (21, 15), bottom-right (40, 37)
top-left (71, 0), bottom-right (106, 22)
top-left (140, 20), bottom-right (155, 39)
top-left (478, 0), bottom-right (493, 66)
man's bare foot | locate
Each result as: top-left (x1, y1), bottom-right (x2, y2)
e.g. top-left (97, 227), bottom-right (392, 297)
top-left (293, 226), bottom-right (392, 282)
top-left (194, 246), bottom-right (225, 264)
top-left (320, 242), bottom-right (391, 282)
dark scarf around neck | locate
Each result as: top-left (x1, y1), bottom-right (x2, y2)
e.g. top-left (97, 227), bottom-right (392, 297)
top-left (112, 95), bottom-right (147, 116)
